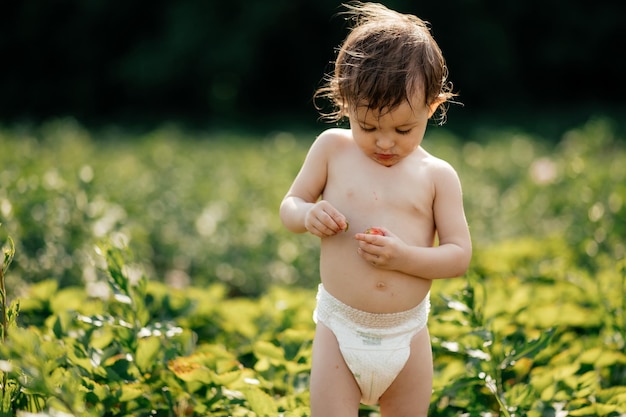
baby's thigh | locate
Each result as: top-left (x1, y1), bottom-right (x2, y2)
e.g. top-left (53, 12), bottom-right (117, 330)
top-left (379, 327), bottom-right (433, 417)
top-left (310, 322), bottom-right (361, 417)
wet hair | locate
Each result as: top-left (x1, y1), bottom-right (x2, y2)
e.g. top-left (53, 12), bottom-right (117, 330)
top-left (314, 2), bottom-right (456, 124)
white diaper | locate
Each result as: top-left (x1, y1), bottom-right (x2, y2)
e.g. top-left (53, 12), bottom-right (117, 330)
top-left (313, 284), bottom-right (430, 405)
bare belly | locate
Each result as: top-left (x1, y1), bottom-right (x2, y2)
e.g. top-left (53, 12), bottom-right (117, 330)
top-left (319, 236), bottom-right (432, 313)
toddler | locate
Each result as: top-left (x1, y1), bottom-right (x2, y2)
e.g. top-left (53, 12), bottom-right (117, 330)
top-left (280, 2), bottom-right (472, 416)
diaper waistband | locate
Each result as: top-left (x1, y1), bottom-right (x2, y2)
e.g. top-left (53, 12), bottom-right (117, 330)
top-left (315, 284), bottom-right (430, 329)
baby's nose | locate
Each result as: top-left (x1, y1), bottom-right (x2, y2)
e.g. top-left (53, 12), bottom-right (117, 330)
top-left (376, 136), bottom-right (394, 150)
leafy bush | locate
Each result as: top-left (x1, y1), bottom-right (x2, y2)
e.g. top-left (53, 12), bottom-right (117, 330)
top-left (2, 235), bottom-right (625, 416)
top-left (1, 242), bottom-right (314, 416)
top-left (1, 117), bottom-right (625, 415)
top-left (0, 120), bottom-right (320, 295)
top-left (1, 117), bottom-right (624, 296)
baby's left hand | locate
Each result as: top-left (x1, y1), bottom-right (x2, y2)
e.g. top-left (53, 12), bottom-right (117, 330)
top-left (354, 227), bottom-right (405, 269)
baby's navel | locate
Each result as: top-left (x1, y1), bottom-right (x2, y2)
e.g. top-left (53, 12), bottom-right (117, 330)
top-left (376, 281), bottom-right (386, 289)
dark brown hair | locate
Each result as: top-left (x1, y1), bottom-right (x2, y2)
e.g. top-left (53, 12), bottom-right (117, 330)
top-left (314, 2), bottom-right (456, 124)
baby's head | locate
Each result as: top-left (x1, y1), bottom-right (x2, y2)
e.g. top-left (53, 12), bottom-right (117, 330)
top-left (316, 2), bottom-right (455, 124)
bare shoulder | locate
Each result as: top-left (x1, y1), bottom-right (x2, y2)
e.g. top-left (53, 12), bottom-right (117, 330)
top-left (420, 149), bottom-right (462, 185)
top-left (314, 128), bottom-right (353, 149)
top-left (302, 128), bottom-right (354, 166)
top-left (296, 128), bottom-right (354, 175)
top-left (419, 148), bottom-right (456, 172)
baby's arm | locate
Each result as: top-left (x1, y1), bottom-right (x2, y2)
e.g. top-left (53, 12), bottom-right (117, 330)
top-left (355, 162), bottom-right (471, 279)
top-left (280, 130), bottom-right (348, 237)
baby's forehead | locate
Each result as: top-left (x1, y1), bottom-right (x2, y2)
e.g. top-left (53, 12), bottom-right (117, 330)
top-left (352, 90), bottom-right (428, 113)
top-left (353, 96), bottom-right (427, 121)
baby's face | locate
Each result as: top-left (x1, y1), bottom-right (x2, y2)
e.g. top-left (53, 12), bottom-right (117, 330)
top-left (349, 94), bottom-right (435, 167)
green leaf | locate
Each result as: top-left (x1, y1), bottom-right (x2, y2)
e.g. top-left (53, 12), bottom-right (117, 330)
top-left (597, 386), bottom-right (626, 406)
top-left (243, 387), bottom-right (277, 416)
top-left (254, 341), bottom-right (285, 362)
top-left (84, 377), bottom-right (110, 402)
top-left (50, 287), bottom-right (88, 314)
top-left (1, 378), bottom-right (19, 413)
top-left (27, 279), bottom-right (59, 302)
top-left (568, 403), bottom-right (621, 416)
top-left (282, 407), bottom-right (310, 417)
top-left (52, 314), bottom-right (64, 339)
top-left (285, 360), bottom-right (310, 374)
top-left (579, 346), bottom-right (626, 367)
top-left (500, 328), bottom-right (555, 368)
top-left (504, 383), bottom-right (536, 408)
top-left (118, 383), bottom-right (145, 402)
top-left (168, 357), bottom-right (213, 384)
top-left (1, 235), bottom-right (14, 273)
top-left (212, 369), bottom-right (243, 387)
top-left (135, 336), bottom-right (162, 373)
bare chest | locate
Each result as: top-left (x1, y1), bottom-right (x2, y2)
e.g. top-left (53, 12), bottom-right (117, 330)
top-left (323, 155), bottom-right (435, 238)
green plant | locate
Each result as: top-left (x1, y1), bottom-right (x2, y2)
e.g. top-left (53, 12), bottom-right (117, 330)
top-left (1, 119), bottom-right (625, 415)
top-left (1, 230), bottom-right (16, 343)
top-left (1, 229), bottom-right (23, 417)
top-left (430, 273), bottom-right (555, 417)
top-left (1, 241), bottom-right (315, 416)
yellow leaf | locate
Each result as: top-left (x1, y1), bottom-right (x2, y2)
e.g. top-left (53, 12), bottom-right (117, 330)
top-left (135, 336), bottom-right (161, 373)
top-left (243, 387), bottom-right (277, 416)
top-left (254, 341), bottom-right (285, 362)
top-left (168, 357), bottom-right (212, 384)
top-left (212, 369), bottom-right (242, 386)
top-left (119, 383), bottom-right (144, 402)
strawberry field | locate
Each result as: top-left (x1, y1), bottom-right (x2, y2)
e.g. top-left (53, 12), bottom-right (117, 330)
top-left (1, 117), bottom-right (625, 416)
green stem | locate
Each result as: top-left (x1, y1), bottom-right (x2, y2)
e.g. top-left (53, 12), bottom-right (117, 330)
top-left (621, 260), bottom-right (625, 330)
top-left (1, 259), bottom-right (6, 344)
top-left (1, 236), bottom-right (14, 342)
top-left (1, 275), bottom-right (5, 344)
top-left (1, 246), bottom-right (7, 400)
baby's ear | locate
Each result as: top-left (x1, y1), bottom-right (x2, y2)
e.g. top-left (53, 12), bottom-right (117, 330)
top-left (428, 94), bottom-right (447, 118)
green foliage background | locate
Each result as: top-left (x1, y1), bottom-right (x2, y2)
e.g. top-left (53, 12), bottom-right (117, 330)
top-left (1, 117), bottom-right (625, 416)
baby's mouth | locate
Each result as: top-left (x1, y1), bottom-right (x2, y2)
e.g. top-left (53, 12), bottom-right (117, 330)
top-left (373, 153), bottom-right (397, 166)
top-left (375, 153), bottom-right (394, 161)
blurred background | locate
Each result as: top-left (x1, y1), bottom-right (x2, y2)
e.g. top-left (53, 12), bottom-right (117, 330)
top-left (2, 0), bottom-right (624, 135)
top-left (2, 4), bottom-right (625, 414)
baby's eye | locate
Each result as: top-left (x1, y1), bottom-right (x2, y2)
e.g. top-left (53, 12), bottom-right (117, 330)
top-left (396, 128), bottom-right (412, 135)
top-left (360, 125), bottom-right (376, 132)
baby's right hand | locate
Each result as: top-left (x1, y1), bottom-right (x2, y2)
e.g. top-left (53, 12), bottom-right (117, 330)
top-left (304, 200), bottom-right (348, 238)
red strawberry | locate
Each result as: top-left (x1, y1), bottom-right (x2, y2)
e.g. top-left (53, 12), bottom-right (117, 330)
top-left (364, 227), bottom-right (384, 236)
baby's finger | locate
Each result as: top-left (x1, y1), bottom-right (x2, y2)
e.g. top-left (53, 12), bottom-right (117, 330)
top-left (314, 211), bottom-right (342, 234)
top-left (354, 233), bottom-right (384, 245)
top-left (357, 247), bottom-right (381, 266)
top-left (305, 212), bottom-right (328, 236)
top-left (323, 208), bottom-right (347, 231)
